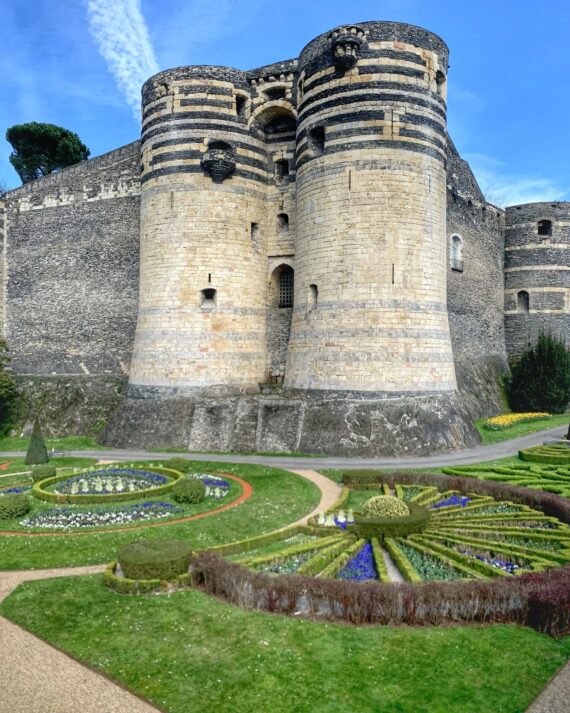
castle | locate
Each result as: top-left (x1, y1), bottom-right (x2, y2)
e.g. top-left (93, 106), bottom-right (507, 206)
top-left (0, 21), bottom-right (568, 456)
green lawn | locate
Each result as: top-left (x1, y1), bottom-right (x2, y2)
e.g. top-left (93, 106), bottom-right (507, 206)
top-left (0, 462), bottom-right (320, 569)
top-left (474, 413), bottom-right (569, 445)
top-left (0, 456), bottom-right (98, 477)
top-left (2, 574), bottom-right (569, 713)
top-left (0, 435), bottom-right (105, 451)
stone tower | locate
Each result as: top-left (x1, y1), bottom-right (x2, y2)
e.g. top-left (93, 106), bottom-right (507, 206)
top-left (285, 22), bottom-right (457, 394)
top-left (505, 202), bottom-right (570, 356)
top-left (130, 66), bottom-right (270, 393)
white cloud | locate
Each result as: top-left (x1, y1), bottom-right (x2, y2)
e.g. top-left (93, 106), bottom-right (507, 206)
top-left (464, 153), bottom-right (568, 206)
top-left (87, 0), bottom-right (159, 121)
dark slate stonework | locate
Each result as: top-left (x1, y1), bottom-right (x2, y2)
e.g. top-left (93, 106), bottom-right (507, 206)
top-left (446, 139), bottom-right (509, 417)
top-left (102, 389), bottom-right (479, 456)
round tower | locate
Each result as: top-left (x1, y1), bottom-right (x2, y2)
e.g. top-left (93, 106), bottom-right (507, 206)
top-left (130, 66), bottom-right (269, 393)
top-left (505, 202), bottom-right (570, 357)
top-left (285, 22), bottom-right (457, 394)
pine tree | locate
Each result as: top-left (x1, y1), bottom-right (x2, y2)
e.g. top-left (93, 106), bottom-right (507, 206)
top-left (25, 419), bottom-right (49, 465)
top-left (506, 332), bottom-right (570, 414)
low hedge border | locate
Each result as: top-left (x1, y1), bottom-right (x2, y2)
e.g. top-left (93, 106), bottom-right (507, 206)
top-left (237, 533), bottom-right (344, 568)
top-left (347, 502), bottom-right (431, 540)
top-left (201, 525), bottom-right (312, 558)
top-left (191, 471), bottom-right (570, 636)
top-left (405, 536), bottom-right (503, 579)
top-left (103, 562), bottom-right (197, 595)
top-left (31, 466), bottom-right (183, 504)
top-left (329, 486), bottom-right (350, 512)
top-left (384, 538), bottom-right (422, 582)
top-left (296, 536), bottom-right (357, 576)
top-left (320, 538), bottom-right (365, 578)
top-left (370, 537), bottom-right (390, 583)
top-left (519, 446), bottom-right (570, 465)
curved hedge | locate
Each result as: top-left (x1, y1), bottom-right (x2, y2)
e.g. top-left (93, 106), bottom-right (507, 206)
top-left (103, 562), bottom-right (195, 595)
top-left (117, 539), bottom-right (193, 580)
top-left (31, 466), bottom-right (182, 504)
top-left (31, 464), bottom-right (57, 483)
top-left (520, 444), bottom-right (570, 465)
top-left (192, 471), bottom-right (570, 637)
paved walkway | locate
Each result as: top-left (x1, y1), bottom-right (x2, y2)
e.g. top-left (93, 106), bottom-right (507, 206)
top-left (1, 424), bottom-right (566, 470)
top-left (0, 566), bottom-right (161, 713)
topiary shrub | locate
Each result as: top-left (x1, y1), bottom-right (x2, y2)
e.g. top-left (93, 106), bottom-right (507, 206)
top-left (163, 457), bottom-right (192, 474)
top-left (31, 464), bottom-right (57, 483)
top-left (24, 419), bottom-right (49, 465)
top-left (0, 493), bottom-right (31, 520)
top-left (117, 539), bottom-right (193, 580)
top-left (172, 476), bottom-right (206, 504)
top-left (362, 495), bottom-right (409, 519)
top-left (506, 331), bottom-right (570, 414)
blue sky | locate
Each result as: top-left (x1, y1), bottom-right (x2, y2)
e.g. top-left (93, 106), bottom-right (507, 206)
top-left (1, 0), bottom-right (569, 205)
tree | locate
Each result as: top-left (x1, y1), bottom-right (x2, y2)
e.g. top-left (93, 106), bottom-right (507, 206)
top-left (6, 122), bottom-right (90, 184)
top-left (25, 419), bottom-right (49, 465)
top-left (0, 340), bottom-right (16, 434)
top-left (506, 332), bottom-right (570, 414)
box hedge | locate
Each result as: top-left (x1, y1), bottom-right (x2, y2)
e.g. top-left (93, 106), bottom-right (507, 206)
top-left (117, 539), bottom-right (193, 581)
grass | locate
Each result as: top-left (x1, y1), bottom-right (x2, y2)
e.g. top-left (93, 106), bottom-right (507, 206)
top-left (2, 574), bottom-right (569, 713)
top-left (0, 456), bottom-right (98, 476)
top-left (475, 413), bottom-right (569, 445)
top-left (0, 461), bottom-right (320, 569)
top-left (0, 435), bottom-right (106, 451)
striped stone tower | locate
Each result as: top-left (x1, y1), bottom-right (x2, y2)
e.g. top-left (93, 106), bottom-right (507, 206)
top-left (285, 22), bottom-right (458, 394)
top-left (505, 202), bottom-right (570, 356)
top-left (130, 66), bottom-right (270, 393)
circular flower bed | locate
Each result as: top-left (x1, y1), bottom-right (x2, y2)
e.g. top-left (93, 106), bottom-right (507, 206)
top-left (32, 466), bottom-right (182, 504)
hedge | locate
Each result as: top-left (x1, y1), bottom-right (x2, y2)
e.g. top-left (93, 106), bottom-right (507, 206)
top-left (383, 538), bottom-right (422, 582)
top-left (192, 551), bottom-right (570, 637)
top-left (103, 562), bottom-right (196, 595)
top-left (296, 537), bottom-right (357, 577)
top-left (172, 477), bottom-right (206, 504)
top-left (0, 493), bottom-right (31, 520)
top-left (319, 539), bottom-right (365, 579)
top-left (30, 464), bottom-right (57, 483)
top-left (406, 536), bottom-right (504, 579)
top-left (32, 466), bottom-right (182, 505)
top-left (237, 533), bottom-right (344, 568)
top-left (370, 537), bottom-right (390, 583)
top-left (347, 502), bottom-right (431, 540)
top-left (117, 539), bottom-right (193, 580)
top-left (520, 445), bottom-right (570, 465)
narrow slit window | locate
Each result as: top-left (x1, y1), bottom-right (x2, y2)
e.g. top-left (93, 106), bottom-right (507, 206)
top-left (450, 235), bottom-right (464, 272)
top-left (274, 159), bottom-right (289, 183)
top-left (235, 95), bottom-right (247, 118)
top-left (308, 284), bottom-right (318, 308)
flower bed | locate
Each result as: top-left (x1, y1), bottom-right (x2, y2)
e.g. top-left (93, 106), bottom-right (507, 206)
top-left (483, 413), bottom-right (551, 430)
top-left (187, 473), bottom-right (230, 499)
top-left (21, 501), bottom-right (183, 529)
top-left (32, 466), bottom-right (182, 504)
top-left (443, 461), bottom-right (570, 497)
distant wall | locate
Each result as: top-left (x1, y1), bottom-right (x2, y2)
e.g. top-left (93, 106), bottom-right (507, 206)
top-left (3, 142), bottom-right (141, 377)
top-left (446, 140), bottom-right (508, 417)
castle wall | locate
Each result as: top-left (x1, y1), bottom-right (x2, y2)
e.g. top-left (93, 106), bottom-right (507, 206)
top-left (505, 202), bottom-right (570, 357)
top-left (2, 142), bottom-right (141, 432)
top-left (286, 22), bottom-right (456, 394)
top-left (446, 141), bottom-right (508, 417)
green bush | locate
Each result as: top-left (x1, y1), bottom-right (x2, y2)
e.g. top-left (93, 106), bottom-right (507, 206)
top-left (348, 503), bottom-right (431, 539)
top-left (117, 539), bottom-right (193, 580)
top-left (506, 332), bottom-right (570, 414)
top-left (103, 562), bottom-right (195, 595)
top-left (362, 495), bottom-right (409, 519)
top-left (31, 464), bottom-right (57, 483)
top-left (163, 457), bottom-right (192, 473)
top-left (172, 476), bottom-right (206, 504)
top-left (0, 493), bottom-right (31, 520)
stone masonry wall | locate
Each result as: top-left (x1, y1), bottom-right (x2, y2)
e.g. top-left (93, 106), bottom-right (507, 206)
top-left (446, 140), bottom-right (508, 417)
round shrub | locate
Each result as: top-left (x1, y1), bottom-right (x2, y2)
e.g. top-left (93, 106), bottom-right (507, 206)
top-left (117, 539), bottom-right (193, 580)
top-left (172, 476), bottom-right (206, 504)
top-left (31, 464), bottom-right (57, 483)
top-left (0, 493), bottom-right (31, 520)
top-left (163, 457), bottom-right (192, 474)
top-left (362, 495), bottom-right (409, 519)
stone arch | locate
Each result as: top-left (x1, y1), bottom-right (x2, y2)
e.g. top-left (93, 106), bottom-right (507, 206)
top-left (249, 101), bottom-right (297, 138)
top-left (268, 263), bottom-right (295, 308)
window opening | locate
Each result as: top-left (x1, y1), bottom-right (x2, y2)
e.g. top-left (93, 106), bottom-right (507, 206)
top-left (308, 284), bottom-right (318, 308)
top-left (274, 159), bottom-right (289, 183)
top-left (277, 213), bottom-right (289, 231)
top-left (450, 235), bottom-right (464, 272)
top-left (278, 267), bottom-right (294, 308)
top-left (517, 290), bottom-right (530, 313)
top-left (264, 86), bottom-right (286, 101)
top-left (201, 288), bottom-right (217, 308)
top-left (235, 95), bottom-right (247, 118)
top-left (308, 126), bottom-right (325, 156)
top-left (537, 220), bottom-right (552, 237)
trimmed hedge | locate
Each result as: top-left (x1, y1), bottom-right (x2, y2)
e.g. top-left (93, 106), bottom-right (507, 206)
top-left (162, 457), bottom-right (193, 474)
top-left (237, 533), bottom-right (344, 568)
top-left (117, 539), bottom-right (193, 580)
top-left (362, 495), bottom-right (409, 519)
top-left (172, 477), bottom-right (206, 504)
top-left (348, 502), bottom-right (431, 540)
top-left (31, 466), bottom-right (182, 504)
top-left (384, 538), bottom-right (422, 582)
top-left (104, 562), bottom-right (195, 595)
top-left (0, 493), bottom-right (30, 520)
top-left (31, 464), bottom-right (57, 483)
top-left (520, 445), bottom-right (570, 465)
top-left (296, 537), bottom-right (357, 577)
top-left (319, 539), bottom-right (365, 578)
top-left (370, 537), bottom-right (390, 583)
top-left (192, 551), bottom-right (570, 637)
